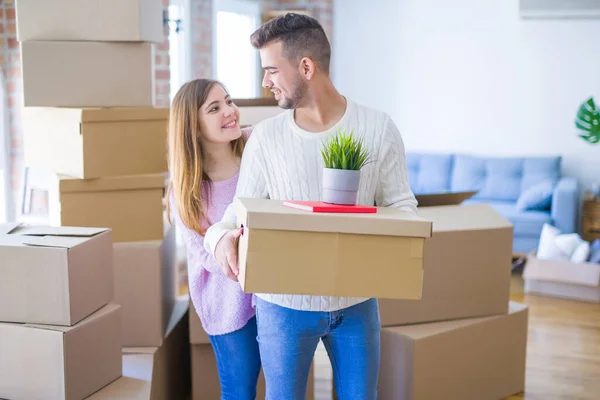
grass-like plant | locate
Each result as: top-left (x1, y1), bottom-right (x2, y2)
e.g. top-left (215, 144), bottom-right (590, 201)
top-left (321, 128), bottom-right (371, 170)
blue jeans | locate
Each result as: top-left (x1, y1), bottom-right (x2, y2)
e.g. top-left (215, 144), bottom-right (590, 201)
top-left (255, 297), bottom-right (381, 400)
top-left (208, 316), bottom-right (262, 400)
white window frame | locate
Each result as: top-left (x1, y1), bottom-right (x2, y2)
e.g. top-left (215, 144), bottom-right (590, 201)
top-left (0, 72), bottom-right (12, 223)
top-left (169, 0), bottom-right (193, 100)
top-left (212, 0), bottom-right (261, 97)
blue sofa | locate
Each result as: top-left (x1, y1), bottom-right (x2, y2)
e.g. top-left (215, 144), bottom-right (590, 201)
top-left (406, 153), bottom-right (580, 254)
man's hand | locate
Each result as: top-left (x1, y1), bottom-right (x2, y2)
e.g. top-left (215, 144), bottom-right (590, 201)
top-left (214, 227), bottom-right (243, 281)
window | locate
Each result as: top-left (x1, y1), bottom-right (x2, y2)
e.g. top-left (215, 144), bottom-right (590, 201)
top-left (214, 0), bottom-right (261, 98)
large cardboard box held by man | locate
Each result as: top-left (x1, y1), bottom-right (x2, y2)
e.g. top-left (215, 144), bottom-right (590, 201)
top-left (23, 107), bottom-right (169, 179)
top-left (378, 203), bottom-right (513, 326)
top-left (0, 223), bottom-right (113, 326)
top-left (48, 173), bottom-right (166, 243)
top-left (87, 300), bottom-right (191, 400)
top-left (235, 198), bottom-right (432, 299)
top-left (377, 302), bottom-right (528, 400)
top-left (113, 225), bottom-right (178, 346)
top-left (0, 304), bottom-right (122, 400)
top-left (16, 0), bottom-right (163, 43)
top-left (523, 252), bottom-right (600, 303)
top-left (21, 41), bottom-right (154, 107)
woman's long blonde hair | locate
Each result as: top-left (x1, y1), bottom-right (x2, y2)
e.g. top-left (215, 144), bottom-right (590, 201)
top-left (166, 79), bottom-right (246, 236)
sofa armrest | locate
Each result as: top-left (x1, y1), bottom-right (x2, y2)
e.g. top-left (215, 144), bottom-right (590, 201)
top-left (551, 177), bottom-right (580, 234)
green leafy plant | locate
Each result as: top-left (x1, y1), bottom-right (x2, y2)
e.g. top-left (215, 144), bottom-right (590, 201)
top-left (321, 128), bottom-right (371, 170)
top-left (575, 97), bottom-right (600, 144)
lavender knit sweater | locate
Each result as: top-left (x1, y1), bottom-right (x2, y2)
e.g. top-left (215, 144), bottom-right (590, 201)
top-left (171, 130), bottom-right (255, 336)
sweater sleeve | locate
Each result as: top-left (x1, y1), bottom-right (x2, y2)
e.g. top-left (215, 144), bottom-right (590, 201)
top-left (374, 116), bottom-right (418, 215)
top-left (204, 129), bottom-right (269, 256)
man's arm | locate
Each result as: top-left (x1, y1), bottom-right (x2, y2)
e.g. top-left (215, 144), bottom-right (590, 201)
top-left (374, 116), bottom-right (418, 214)
top-left (203, 130), bottom-right (268, 257)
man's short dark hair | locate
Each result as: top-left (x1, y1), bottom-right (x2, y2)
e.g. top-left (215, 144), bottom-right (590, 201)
top-left (250, 13), bottom-right (331, 75)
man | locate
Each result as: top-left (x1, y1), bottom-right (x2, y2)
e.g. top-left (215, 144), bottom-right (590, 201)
top-left (204, 13), bottom-right (417, 400)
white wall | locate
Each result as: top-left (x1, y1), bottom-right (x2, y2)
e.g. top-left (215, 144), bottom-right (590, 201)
top-left (333, 0), bottom-right (600, 190)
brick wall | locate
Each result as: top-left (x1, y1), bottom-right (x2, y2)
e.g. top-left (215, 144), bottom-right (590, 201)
top-left (191, 0), bottom-right (213, 79)
top-left (0, 1), bottom-right (170, 219)
top-left (0, 1), bottom-right (23, 216)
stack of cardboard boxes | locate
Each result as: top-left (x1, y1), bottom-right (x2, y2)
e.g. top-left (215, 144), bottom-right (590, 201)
top-left (13, 2), bottom-right (191, 399)
top-left (0, 222), bottom-right (122, 400)
top-left (15, 0), bottom-right (177, 349)
top-left (233, 196), bottom-right (529, 400)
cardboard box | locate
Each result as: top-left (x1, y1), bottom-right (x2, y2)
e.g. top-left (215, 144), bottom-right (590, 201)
top-left (235, 198), bottom-right (432, 299)
top-left (0, 304), bottom-right (122, 400)
top-left (378, 203), bottom-right (513, 327)
top-left (523, 252), bottom-right (600, 303)
top-left (415, 190), bottom-right (477, 207)
top-left (378, 302), bottom-right (528, 400)
top-left (238, 105), bottom-right (284, 127)
top-left (0, 222), bottom-right (113, 326)
top-left (191, 344), bottom-right (315, 400)
top-left (86, 299), bottom-right (191, 400)
top-left (21, 41), bottom-right (155, 107)
top-left (23, 107), bottom-right (169, 179)
top-left (114, 225), bottom-right (177, 346)
top-left (49, 173), bottom-right (166, 242)
top-left (16, 0), bottom-right (163, 43)
top-left (189, 299), bottom-right (210, 344)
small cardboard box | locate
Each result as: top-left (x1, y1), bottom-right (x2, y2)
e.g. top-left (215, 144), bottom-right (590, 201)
top-left (113, 225), bottom-right (177, 346)
top-left (0, 304), bottom-right (122, 400)
top-left (49, 173), bottom-right (166, 243)
top-left (16, 0), bottom-right (164, 43)
top-left (378, 203), bottom-right (513, 326)
top-left (0, 223), bottom-right (113, 326)
top-left (23, 107), bottom-right (169, 179)
top-left (189, 299), bottom-right (210, 345)
top-left (235, 198), bottom-right (432, 299)
top-left (87, 299), bottom-right (191, 400)
top-left (21, 41), bottom-right (154, 107)
top-left (191, 344), bottom-right (315, 400)
top-left (377, 302), bottom-right (528, 400)
top-left (523, 252), bottom-right (600, 303)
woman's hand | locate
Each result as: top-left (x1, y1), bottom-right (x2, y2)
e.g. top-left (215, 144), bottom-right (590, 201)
top-left (214, 227), bottom-right (243, 281)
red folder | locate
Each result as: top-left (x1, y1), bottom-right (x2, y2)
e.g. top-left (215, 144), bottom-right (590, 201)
top-left (283, 200), bottom-right (377, 213)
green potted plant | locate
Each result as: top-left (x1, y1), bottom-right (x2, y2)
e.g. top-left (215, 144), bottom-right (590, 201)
top-left (320, 128), bottom-right (371, 205)
top-left (576, 96), bottom-right (600, 144)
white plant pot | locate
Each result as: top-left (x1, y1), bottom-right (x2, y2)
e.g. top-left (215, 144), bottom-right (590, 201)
top-left (322, 168), bottom-right (361, 205)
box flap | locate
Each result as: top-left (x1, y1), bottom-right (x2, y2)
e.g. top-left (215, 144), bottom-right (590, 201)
top-left (236, 198), bottom-right (432, 238)
top-left (0, 225), bottom-right (108, 249)
top-left (417, 203), bottom-right (513, 233)
top-left (416, 191), bottom-right (477, 207)
top-left (0, 222), bottom-right (21, 235)
top-left (523, 255), bottom-right (600, 287)
top-left (85, 353), bottom-right (154, 400)
top-left (59, 173), bottom-right (167, 193)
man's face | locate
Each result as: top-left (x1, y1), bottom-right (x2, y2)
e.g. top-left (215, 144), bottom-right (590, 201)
top-left (260, 41), bottom-right (308, 109)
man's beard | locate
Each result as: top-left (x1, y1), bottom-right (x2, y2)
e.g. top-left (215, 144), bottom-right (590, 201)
top-left (278, 75), bottom-right (308, 110)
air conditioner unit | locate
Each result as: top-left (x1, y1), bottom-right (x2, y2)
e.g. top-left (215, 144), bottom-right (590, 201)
top-left (520, 0), bottom-right (600, 19)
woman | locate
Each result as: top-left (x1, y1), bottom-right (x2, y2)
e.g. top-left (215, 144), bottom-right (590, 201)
top-left (166, 78), bottom-right (260, 399)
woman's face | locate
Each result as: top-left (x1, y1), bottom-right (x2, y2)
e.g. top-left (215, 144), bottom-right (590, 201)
top-left (198, 84), bottom-right (242, 144)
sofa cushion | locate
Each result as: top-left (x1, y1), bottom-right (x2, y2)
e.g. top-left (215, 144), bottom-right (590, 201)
top-left (463, 199), bottom-right (552, 237)
top-left (406, 153), bottom-right (453, 194)
top-left (450, 155), bottom-right (561, 202)
top-left (516, 179), bottom-right (554, 211)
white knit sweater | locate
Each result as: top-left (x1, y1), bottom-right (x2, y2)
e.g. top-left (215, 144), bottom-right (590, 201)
top-left (204, 98), bottom-right (418, 312)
